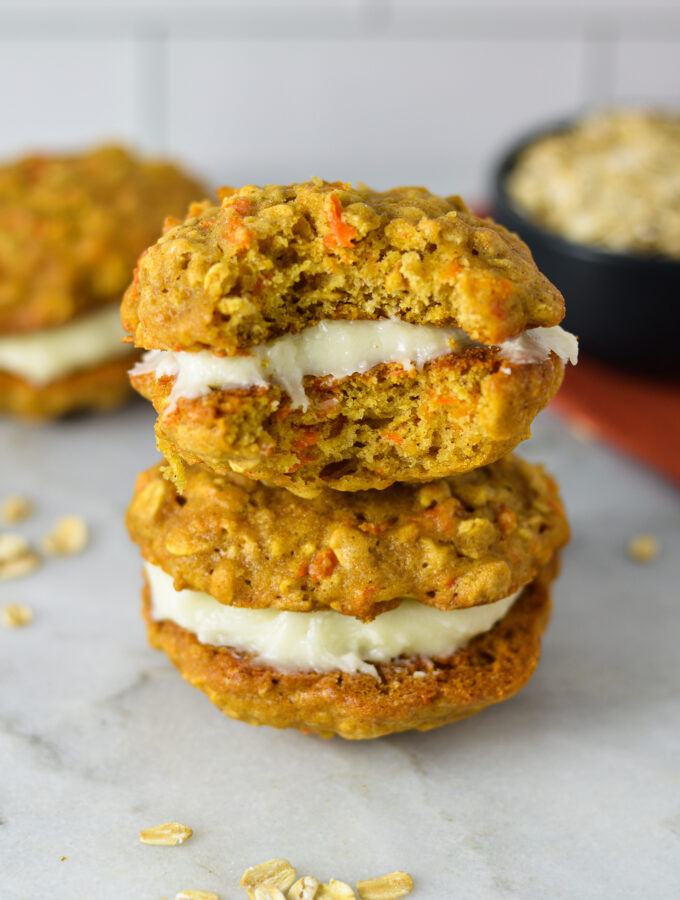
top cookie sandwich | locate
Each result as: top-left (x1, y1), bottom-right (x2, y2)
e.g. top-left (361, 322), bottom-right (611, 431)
top-left (124, 180), bottom-right (577, 496)
top-left (0, 145), bottom-right (205, 418)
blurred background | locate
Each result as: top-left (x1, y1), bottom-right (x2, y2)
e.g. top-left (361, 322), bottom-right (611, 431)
top-left (1, 0), bottom-right (678, 201)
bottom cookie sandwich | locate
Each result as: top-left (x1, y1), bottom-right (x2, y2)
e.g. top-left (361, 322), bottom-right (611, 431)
top-left (0, 355), bottom-right (134, 419)
top-left (127, 455), bottom-right (568, 738)
top-left (140, 557), bottom-right (557, 740)
top-left (0, 305), bottom-right (136, 418)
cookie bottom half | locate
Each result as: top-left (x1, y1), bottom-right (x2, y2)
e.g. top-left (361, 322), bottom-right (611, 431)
top-left (143, 559), bottom-right (555, 740)
top-left (135, 349), bottom-right (564, 498)
top-left (0, 355), bottom-right (135, 419)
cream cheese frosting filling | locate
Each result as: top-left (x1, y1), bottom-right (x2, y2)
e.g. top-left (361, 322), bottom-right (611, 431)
top-left (146, 561), bottom-right (522, 677)
top-left (132, 318), bottom-right (578, 412)
top-left (0, 305), bottom-right (131, 384)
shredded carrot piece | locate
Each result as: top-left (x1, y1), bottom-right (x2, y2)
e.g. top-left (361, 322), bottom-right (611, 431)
top-left (162, 215), bottom-right (181, 235)
top-left (309, 548), bottom-right (338, 583)
top-left (381, 430), bottom-right (404, 445)
top-left (443, 260), bottom-right (464, 280)
top-left (358, 521), bottom-right (391, 536)
top-left (222, 213), bottom-right (252, 250)
top-left (324, 193), bottom-right (358, 249)
top-left (422, 500), bottom-right (457, 535)
top-left (291, 430), bottom-right (320, 452)
top-left (430, 395), bottom-right (460, 406)
top-left (546, 496), bottom-right (563, 513)
top-left (497, 505), bottom-right (517, 534)
top-left (296, 562), bottom-right (309, 579)
top-left (127, 249), bottom-right (148, 300)
top-left (356, 585), bottom-right (379, 601)
top-left (232, 197), bottom-right (252, 216)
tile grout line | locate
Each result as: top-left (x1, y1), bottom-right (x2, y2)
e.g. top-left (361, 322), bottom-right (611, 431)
top-left (579, 20), bottom-right (619, 107)
top-left (134, 22), bottom-right (169, 153)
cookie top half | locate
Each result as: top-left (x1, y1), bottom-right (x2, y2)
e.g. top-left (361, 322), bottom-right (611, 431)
top-left (126, 454), bottom-right (569, 622)
top-left (121, 180), bottom-right (565, 353)
top-left (0, 145), bottom-right (205, 334)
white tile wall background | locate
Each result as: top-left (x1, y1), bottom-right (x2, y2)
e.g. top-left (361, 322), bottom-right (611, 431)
top-left (0, 0), bottom-right (678, 201)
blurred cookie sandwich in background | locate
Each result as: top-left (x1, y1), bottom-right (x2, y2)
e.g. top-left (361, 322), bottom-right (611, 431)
top-left (0, 144), bottom-right (204, 418)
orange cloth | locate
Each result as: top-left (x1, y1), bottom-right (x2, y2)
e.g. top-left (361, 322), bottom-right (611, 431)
top-left (550, 356), bottom-right (680, 486)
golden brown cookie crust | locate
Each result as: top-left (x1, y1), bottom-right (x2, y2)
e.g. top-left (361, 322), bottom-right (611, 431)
top-left (0, 145), bottom-right (205, 334)
top-left (0, 353), bottom-right (136, 419)
top-left (132, 347), bottom-right (564, 497)
top-left (142, 559), bottom-right (555, 739)
top-left (121, 180), bottom-right (565, 353)
top-left (126, 455), bottom-right (568, 621)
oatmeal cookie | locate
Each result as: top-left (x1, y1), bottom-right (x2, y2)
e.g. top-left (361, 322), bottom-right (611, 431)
top-left (142, 558), bottom-right (556, 739)
top-left (0, 144), bottom-right (205, 334)
top-left (122, 180), bottom-right (564, 352)
top-left (0, 354), bottom-right (135, 419)
top-left (126, 455), bottom-right (568, 621)
top-left (133, 343), bottom-right (565, 496)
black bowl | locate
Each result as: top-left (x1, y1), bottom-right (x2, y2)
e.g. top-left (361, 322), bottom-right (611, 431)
top-left (490, 120), bottom-right (680, 376)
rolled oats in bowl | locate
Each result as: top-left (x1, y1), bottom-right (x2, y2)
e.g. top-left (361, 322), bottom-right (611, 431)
top-left (506, 109), bottom-right (680, 258)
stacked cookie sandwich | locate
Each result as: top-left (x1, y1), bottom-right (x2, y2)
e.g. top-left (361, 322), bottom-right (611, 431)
top-left (0, 145), bottom-right (204, 418)
top-left (124, 181), bottom-right (575, 739)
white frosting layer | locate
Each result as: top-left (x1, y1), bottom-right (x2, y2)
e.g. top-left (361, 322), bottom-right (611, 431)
top-left (134, 318), bottom-right (472, 411)
top-left (499, 325), bottom-right (579, 367)
top-left (146, 562), bottom-right (521, 677)
top-left (0, 305), bottom-right (131, 384)
top-left (132, 319), bottom-right (577, 411)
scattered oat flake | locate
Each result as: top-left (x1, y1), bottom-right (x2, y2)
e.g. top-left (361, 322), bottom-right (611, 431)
top-left (1, 603), bottom-right (34, 628)
top-left (138, 822), bottom-right (193, 846)
top-left (627, 533), bottom-right (660, 563)
top-left (0, 533), bottom-right (40, 581)
top-left (0, 551), bottom-right (41, 581)
top-left (41, 515), bottom-right (89, 556)
top-left (252, 887), bottom-right (286, 900)
top-left (288, 875), bottom-right (320, 900)
top-left (0, 533), bottom-right (30, 562)
top-left (241, 858), bottom-right (297, 892)
top-left (1, 495), bottom-right (33, 524)
top-left (175, 891), bottom-right (219, 900)
top-left (356, 871), bottom-right (414, 900)
top-left (317, 881), bottom-right (356, 900)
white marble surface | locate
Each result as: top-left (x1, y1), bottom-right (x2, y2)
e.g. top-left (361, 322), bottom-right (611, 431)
top-left (1, 401), bottom-right (679, 899)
